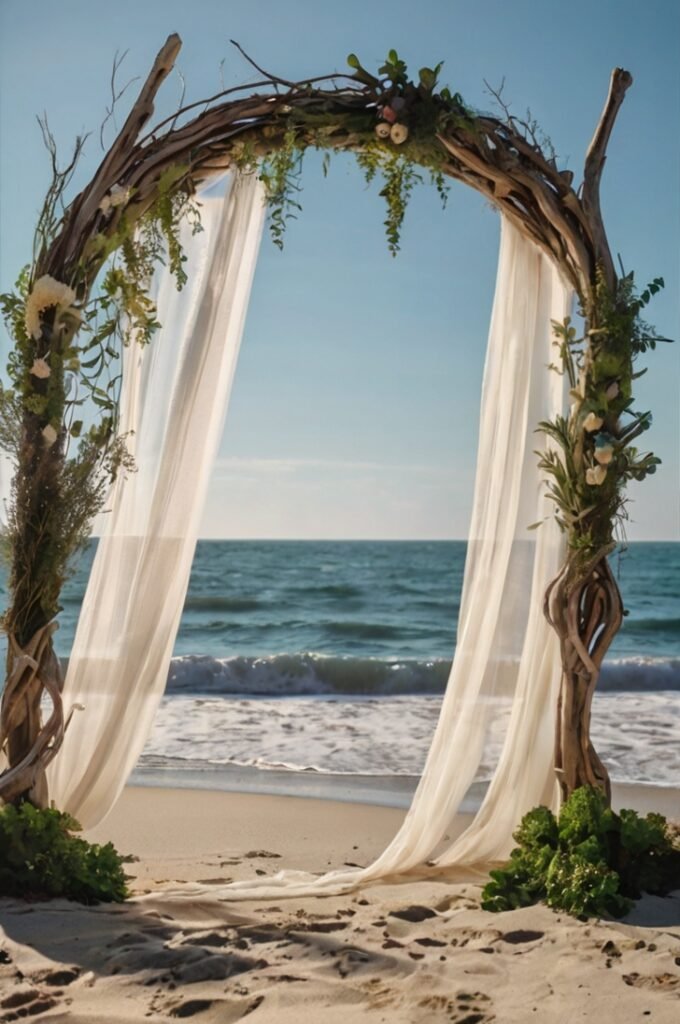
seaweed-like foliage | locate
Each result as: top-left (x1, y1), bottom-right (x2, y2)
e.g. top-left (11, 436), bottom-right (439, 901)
top-left (0, 803), bottom-right (130, 903)
top-left (482, 787), bottom-right (680, 918)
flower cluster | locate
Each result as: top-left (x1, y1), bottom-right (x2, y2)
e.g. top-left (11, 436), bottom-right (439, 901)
top-left (375, 99), bottom-right (410, 145)
top-left (24, 275), bottom-right (78, 341)
top-left (584, 430), bottom-right (616, 487)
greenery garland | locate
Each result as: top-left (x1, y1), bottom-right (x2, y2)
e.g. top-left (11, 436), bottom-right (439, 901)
top-left (538, 274), bottom-right (668, 565)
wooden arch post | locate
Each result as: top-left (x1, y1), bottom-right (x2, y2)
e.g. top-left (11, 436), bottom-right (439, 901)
top-left (0, 34), bottom-right (654, 809)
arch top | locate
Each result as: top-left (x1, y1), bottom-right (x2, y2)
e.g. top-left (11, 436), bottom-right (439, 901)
top-left (42, 37), bottom-right (631, 310)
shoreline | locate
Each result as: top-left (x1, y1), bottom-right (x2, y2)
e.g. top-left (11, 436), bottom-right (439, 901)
top-left (130, 764), bottom-right (680, 817)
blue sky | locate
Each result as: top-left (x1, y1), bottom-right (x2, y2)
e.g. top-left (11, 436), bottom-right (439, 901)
top-left (1, 0), bottom-right (678, 539)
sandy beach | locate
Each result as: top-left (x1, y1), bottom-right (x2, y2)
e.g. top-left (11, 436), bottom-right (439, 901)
top-left (0, 783), bottom-right (678, 1022)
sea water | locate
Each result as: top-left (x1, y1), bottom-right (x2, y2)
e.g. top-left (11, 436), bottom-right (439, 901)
top-left (48, 540), bottom-right (680, 788)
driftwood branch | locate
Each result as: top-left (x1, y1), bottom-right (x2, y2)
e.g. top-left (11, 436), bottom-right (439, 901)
top-left (36, 36), bottom-right (632, 324)
top-left (545, 548), bottom-right (623, 800)
top-left (582, 68), bottom-right (633, 294)
top-left (56, 33), bottom-right (184, 274)
top-left (0, 623), bottom-right (65, 807)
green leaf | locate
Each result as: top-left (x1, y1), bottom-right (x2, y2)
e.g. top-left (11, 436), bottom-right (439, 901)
top-left (346, 53), bottom-right (360, 69)
top-left (419, 67), bottom-right (436, 90)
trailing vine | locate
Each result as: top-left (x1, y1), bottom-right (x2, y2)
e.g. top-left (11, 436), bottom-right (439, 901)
top-left (257, 49), bottom-right (464, 255)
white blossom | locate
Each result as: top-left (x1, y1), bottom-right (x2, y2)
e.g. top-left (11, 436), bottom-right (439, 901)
top-left (42, 424), bottom-right (58, 447)
top-left (25, 275), bottom-right (77, 341)
top-left (582, 412), bottom-right (604, 433)
top-left (585, 464), bottom-right (607, 486)
top-left (594, 444), bottom-right (615, 465)
top-left (390, 123), bottom-right (409, 145)
top-left (29, 358), bottom-right (51, 379)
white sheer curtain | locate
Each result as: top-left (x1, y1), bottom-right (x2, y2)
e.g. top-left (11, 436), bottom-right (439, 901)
top-left (47, 172), bottom-right (266, 827)
top-left (150, 217), bottom-right (572, 901)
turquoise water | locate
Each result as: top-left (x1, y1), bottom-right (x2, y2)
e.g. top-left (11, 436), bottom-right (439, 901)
top-left (47, 539), bottom-right (680, 697)
top-left (3, 539), bottom-right (677, 782)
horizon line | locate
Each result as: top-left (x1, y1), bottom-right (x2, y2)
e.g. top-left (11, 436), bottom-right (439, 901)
top-left (192, 536), bottom-right (680, 544)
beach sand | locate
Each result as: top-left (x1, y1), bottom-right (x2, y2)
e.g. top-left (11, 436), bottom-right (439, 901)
top-left (0, 784), bottom-right (679, 1022)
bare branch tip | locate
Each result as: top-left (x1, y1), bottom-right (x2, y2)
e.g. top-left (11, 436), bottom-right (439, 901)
top-left (613, 67), bottom-right (633, 89)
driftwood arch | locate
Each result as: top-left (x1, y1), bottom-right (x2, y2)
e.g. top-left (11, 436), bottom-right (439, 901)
top-left (0, 34), bottom-right (654, 810)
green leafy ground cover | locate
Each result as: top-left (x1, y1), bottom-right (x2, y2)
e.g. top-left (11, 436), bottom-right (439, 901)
top-left (482, 786), bottom-right (680, 918)
top-left (0, 803), bottom-right (129, 903)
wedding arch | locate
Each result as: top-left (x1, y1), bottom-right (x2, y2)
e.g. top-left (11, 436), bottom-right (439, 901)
top-left (0, 36), bottom-right (666, 873)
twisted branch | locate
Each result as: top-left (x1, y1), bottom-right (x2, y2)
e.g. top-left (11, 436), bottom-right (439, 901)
top-left (546, 548), bottom-right (624, 801)
top-left (0, 622), bottom-right (65, 806)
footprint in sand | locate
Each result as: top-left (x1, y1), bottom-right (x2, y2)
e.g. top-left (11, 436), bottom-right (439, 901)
top-left (622, 971), bottom-right (680, 991)
top-left (34, 967), bottom-right (80, 987)
top-left (0, 987), bottom-right (58, 1022)
top-left (417, 990), bottom-right (495, 1023)
top-left (164, 994), bottom-right (265, 1021)
top-left (389, 905), bottom-right (438, 923)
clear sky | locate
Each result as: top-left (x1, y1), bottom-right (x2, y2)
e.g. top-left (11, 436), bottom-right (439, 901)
top-left (1, 0), bottom-right (678, 540)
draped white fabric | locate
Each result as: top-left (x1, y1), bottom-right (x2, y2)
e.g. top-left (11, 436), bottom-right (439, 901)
top-left (47, 172), bottom-right (266, 827)
top-left (146, 216), bottom-right (572, 902)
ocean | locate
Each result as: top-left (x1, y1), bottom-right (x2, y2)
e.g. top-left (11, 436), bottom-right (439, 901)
top-left (47, 539), bottom-right (680, 791)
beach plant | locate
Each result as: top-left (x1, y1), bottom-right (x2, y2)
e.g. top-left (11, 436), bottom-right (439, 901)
top-left (0, 802), bottom-right (129, 903)
top-left (481, 786), bottom-right (680, 918)
top-left (0, 34), bottom-right (669, 824)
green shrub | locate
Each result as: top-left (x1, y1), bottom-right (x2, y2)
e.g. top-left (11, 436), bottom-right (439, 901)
top-left (482, 786), bottom-right (680, 919)
top-left (0, 802), bottom-right (130, 903)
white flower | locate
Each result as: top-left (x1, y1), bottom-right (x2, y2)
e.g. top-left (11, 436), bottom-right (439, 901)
top-left (375, 122), bottom-right (391, 139)
top-left (99, 183), bottom-right (131, 214)
top-left (42, 424), bottom-right (58, 447)
top-left (585, 464), bottom-right (607, 486)
top-left (582, 412), bottom-right (604, 433)
top-left (390, 123), bottom-right (409, 144)
top-left (594, 444), bottom-right (615, 465)
top-left (30, 358), bottom-right (51, 379)
top-left (25, 275), bottom-right (77, 341)
top-left (606, 381), bottom-right (620, 400)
